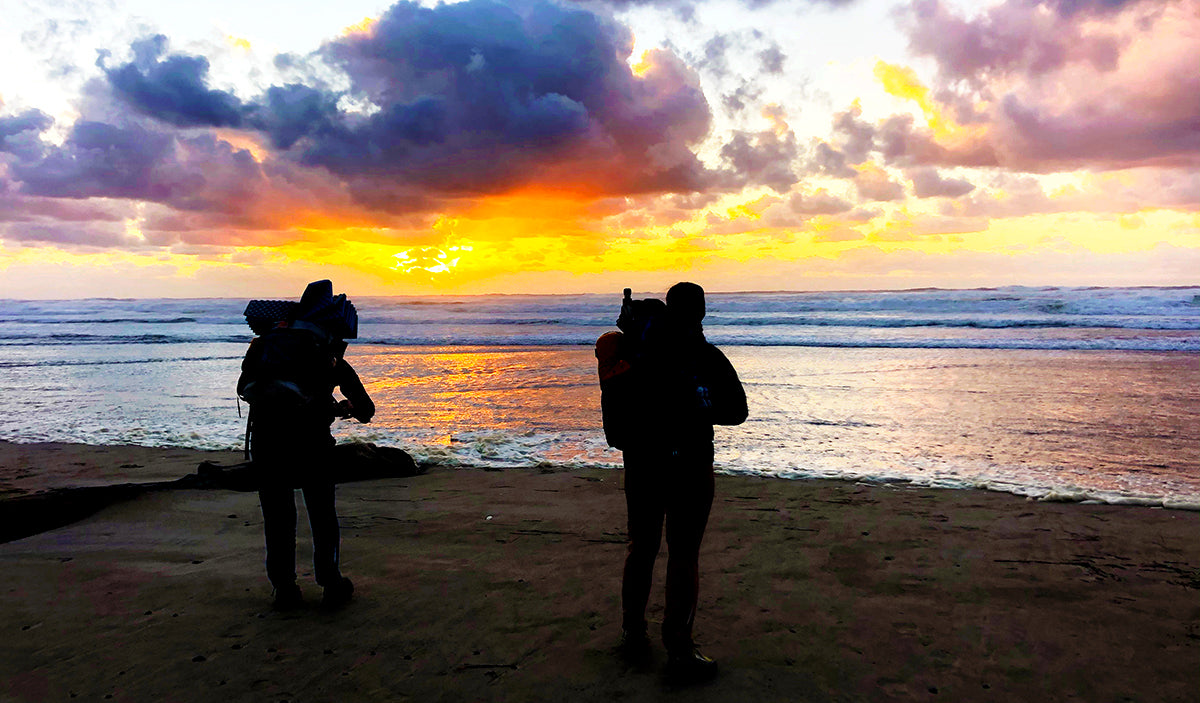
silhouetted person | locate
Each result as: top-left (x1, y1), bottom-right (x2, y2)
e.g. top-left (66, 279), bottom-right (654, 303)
top-left (604, 282), bottom-right (747, 682)
top-left (237, 280), bottom-right (374, 610)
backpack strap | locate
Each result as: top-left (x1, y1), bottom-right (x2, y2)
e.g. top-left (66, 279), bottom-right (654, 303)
top-left (244, 411), bottom-right (253, 461)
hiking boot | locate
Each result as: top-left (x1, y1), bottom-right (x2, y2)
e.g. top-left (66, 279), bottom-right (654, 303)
top-left (665, 648), bottom-right (718, 684)
top-left (617, 628), bottom-right (653, 666)
top-left (272, 583), bottom-right (303, 611)
top-left (321, 576), bottom-right (354, 609)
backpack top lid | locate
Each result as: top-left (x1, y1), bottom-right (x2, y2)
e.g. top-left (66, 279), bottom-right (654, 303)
top-left (242, 280), bottom-right (358, 339)
top-left (616, 292), bottom-right (666, 340)
top-left (295, 280), bottom-right (358, 340)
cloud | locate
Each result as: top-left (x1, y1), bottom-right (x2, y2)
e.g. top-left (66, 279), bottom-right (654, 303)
top-left (853, 163), bottom-right (905, 202)
top-left (788, 189), bottom-right (854, 216)
top-left (807, 140), bottom-right (857, 178)
top-left (900, 0), bottom-right (1124, 83)
top-left (6, 0), bottom-right (815, 250)
top-left (567, 0), bottom-right (857, 10)
top-left (306, 0), bottom-right (715, 196)
top-left (0, 194), bottom-right (129, 224)
top-left (91, 0), bottom-right (724, 203)
top-left (0, 110), bottom-right (53, 160)
top-left (831, 102), bottom-right (874, 163)
top-left (1, 220), bottom-right (140, 248)
top-left (907, 167), bottom-right (975, 198)
top-left (894, 0), bottom-right (1200, 171)
top-left (950, 168), bottom-right (1200, 219)
top-left (12, 121), bottom-right (182, 200)
top-left (759, 44), bottom-right (786, 74)
top-left (715, 105), bottom-right (801, 191)
top-left (101, 35), bottom-right (245, 128)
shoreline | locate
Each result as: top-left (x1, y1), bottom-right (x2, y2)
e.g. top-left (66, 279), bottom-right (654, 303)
top-left (1, 441), bottom-right (1198, 701)
top-left (3, 437), bottom-right (1198, 516)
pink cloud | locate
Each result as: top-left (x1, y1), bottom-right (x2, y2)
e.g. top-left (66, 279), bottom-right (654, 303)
top-left (897, 0), bottom-right (1199, 171)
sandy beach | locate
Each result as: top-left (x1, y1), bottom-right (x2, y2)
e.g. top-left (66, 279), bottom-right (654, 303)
top-left (1, 441), bottom-right (1197, 702)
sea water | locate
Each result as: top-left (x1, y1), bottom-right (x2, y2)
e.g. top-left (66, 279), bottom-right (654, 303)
top-left (0, 287), bottom-right (1197, 507)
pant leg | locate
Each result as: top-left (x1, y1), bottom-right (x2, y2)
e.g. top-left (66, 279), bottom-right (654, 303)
top-left (661, 453), bottom-right (715, 654)
top-left (258, 485), bottom-right (298, 589)
top-left (621, 450), bottom-right (666, 633)
top-left (301, 482), bottom-right (342, 587)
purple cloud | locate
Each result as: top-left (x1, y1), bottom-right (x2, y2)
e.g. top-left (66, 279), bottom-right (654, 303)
top-left (720, 127), bottom-right (800, 192)
top-left (102, 35), bottom-right (245, 128)
top-left (93, 0), bottom-right (725, 200)
top-left (0, 110), bottom-right (53, 161)
top-left (894, 0), bottom-right (1199, 171)
top-left (12, 121), bottom-right (181, 200)
top-left (908, 167), bottom-right (976, 198)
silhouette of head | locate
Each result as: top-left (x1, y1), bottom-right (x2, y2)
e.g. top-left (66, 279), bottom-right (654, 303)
top-left (666, 282), bottom-right (705, 326)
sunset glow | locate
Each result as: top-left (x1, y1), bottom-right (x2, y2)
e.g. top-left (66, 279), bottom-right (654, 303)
top-left (1, 0), bottom-right (1196, 298)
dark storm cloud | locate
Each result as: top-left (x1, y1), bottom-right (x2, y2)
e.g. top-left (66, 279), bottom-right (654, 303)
top-left (94, 0), bottom-right (721, 198)
top-left (306, 0), bottom-right (714, 194)
top-left (102, 35), bottom-right (245, 128)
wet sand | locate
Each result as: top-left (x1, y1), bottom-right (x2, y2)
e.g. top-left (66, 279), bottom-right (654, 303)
top-left (1, 442), bottom-right (1197, 702)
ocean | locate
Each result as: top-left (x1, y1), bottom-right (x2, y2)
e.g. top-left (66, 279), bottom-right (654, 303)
top-left (0, 286), bottom-right (1197, 508)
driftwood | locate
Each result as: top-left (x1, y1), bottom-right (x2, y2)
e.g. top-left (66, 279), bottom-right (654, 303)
top-left (0, 443), bottom-right (423, 543)
top-left (190, 442), bottom-right (424, 492)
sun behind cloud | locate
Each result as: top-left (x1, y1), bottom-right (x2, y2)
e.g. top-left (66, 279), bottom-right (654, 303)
top-left (392, 245), bottom-right (474, 276)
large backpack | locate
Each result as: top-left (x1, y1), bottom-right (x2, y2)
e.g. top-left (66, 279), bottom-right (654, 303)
top-left (595, 291), bottom-right (667, 450)
top-left (240, 325), bottom-right (336, 421)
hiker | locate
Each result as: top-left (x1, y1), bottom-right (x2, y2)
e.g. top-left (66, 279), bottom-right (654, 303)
top-left (237, 280), bottom-right (375, 610)
top-left (596, 282), bottom-right (748, 682)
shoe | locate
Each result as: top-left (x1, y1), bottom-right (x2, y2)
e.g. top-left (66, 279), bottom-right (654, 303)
top-left (665, 648), bottom-right (718, 684)
top-left (321, 576), bottom-right (354, 609)
top-left (272, 583), bottom-right (303, 611)
top-left (617, 628), bottom-right (652, 665)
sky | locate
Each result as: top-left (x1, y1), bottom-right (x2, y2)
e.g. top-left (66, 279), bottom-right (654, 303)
top-left (1, 0), bottom-right (1197, 298)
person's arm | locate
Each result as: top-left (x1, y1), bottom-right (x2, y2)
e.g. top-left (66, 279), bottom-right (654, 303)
top-left (335, 358), bottom-right (375, 423)
top-left (236, 338), bottom-right (262, 399)
top-left (706, 346), bottom-right (748, 426)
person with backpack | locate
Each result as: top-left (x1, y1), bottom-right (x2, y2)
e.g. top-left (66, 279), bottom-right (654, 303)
top-left (237, 280), bottom-right (375, 610)
top-left (596, 282), bottom-right (748, 682)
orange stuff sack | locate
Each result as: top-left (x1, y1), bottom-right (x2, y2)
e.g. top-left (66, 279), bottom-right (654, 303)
top-left (595, 330), bottom-right (640, 449)
top-left (596, 331), bottom-right (632, 382)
